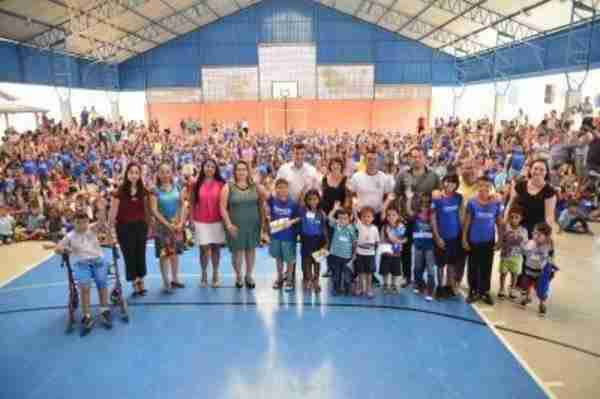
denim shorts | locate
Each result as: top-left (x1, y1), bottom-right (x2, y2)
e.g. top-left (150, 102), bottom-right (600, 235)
top-left (74, 257), bottom-right (108, 289)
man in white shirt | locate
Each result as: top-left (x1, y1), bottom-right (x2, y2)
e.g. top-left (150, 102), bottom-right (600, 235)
top-left (276, 143), bottom-right (319, 201)
top-left (348, 146), bottom-right (394, 227)
top-left (349, 146), bottom-right (394, 286)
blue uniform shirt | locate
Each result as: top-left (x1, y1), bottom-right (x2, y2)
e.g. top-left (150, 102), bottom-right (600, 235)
top-left (432, 193), bottom-right (463, 240)
top-left (467, 199), bottom-right (503, 244)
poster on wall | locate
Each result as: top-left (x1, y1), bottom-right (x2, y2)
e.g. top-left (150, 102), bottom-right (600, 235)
top-left (202, 66), bottom-right (259, 102)
top-left (317, 65), bottom-right (374, 100)
top-left (146, 88), bottom-right (202, 103)
top-left (374, 85), bottom-right (432, 100)
top-left (259, 44), bottom-right (317, 100)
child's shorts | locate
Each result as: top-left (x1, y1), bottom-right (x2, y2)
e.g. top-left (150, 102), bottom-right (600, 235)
top-left (74, 257), bottom-right (108, 289)
top-left (354, 254), bottom-right (376, 274)
top-left (500, 256), bottom-right (523, 274)
top-left (269, 239), bottom-right (297, 264)
top-left (379, 254), bottom-right (402, 276)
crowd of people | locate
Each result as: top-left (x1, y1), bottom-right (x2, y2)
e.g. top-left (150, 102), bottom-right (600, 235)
top-left (1, 104), bottom-right (599, 331)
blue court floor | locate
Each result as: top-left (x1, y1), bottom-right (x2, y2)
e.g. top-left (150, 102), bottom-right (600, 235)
top-left (0, 244), bottom-right (550, 399)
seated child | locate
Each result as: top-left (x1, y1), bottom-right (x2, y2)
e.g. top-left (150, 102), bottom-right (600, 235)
top-left (558, 200), bottom-right (593, 235)
top-left (45, 211), bottom-right (113, 336)
top-left (0, 205), bottom-right (15, 244)
top-left (23, 203), bottom-right (47, 241)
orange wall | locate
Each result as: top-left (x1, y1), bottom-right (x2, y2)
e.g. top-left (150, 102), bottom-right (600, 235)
top-left (146, 99), bottom-right (430, 134)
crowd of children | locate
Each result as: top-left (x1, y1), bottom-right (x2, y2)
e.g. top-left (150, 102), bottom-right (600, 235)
top-left (1, 108), bottom-right (599, 321)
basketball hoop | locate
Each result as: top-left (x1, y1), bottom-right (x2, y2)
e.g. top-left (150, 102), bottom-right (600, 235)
top-left (54, 86), bottom-right (71, 101)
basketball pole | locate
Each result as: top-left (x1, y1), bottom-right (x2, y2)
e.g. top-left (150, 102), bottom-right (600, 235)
top-left (284, 94), bottom-right (288, 135)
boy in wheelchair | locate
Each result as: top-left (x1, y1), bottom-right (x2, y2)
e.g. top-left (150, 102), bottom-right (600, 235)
top-left (45, 210), bottom-right (114, 336)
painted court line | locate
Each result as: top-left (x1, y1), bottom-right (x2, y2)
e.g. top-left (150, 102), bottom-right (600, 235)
top-left (0, 253), bottom-right (54, 289)
top-left (470, 301), bottom-right (558, 399)
top-left (545, 381), bottom-right (565, 388)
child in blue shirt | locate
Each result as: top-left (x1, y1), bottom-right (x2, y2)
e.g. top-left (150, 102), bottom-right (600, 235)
top-left (463, 176), bottom-right (504, 305)
top-left (408, 192), bottom-right (436, 301)
top-left (299, 189), bottom-right (328, 293)
top-left (431, 174), bottom-right (463, 299)
top-left (328, 202), bottom-right (357, 295)
top-left (268, 178), bottom-right (300, 291)
top-left (379, 206), bottom-right (406, 294)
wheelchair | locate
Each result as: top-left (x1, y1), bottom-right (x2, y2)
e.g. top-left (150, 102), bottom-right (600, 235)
top-left (61, 244), bottom-right (129, 334)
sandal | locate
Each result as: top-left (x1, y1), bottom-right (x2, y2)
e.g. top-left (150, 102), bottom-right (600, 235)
top-left (245, 276), bottom-right (256, 289)
top-left (272, 278), bottom-right (284, 290)
top-left (235, 277), bottom-right (244, 289)
top-left (313, 279), bottom-right (321, 293)
top-left (211, 273), bottom-right (220, 288)
top-left (199, 274), bottom-right (208, 288)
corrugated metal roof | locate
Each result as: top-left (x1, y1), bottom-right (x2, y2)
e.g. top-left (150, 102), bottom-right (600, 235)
top-left (0, 0), bottom-right (597, 63)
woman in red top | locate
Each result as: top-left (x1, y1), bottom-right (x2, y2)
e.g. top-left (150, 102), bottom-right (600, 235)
top-left (109, 162), bottom-right (150, 296)
top-left (191, 159), bottom-right (226, 288)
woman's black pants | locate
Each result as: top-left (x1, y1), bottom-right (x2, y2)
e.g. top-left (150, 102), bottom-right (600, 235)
top-left (116, 221), bottom-right (148, 282)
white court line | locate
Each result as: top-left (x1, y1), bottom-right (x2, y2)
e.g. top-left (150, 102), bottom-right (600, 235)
top-left (545, 381), bottom-right (565, 388)
top-left (0, 253), bottom-right (54, 289)
top-left (469, 299), bottom-right (558, 399)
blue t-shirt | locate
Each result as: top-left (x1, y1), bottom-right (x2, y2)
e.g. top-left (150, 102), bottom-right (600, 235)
top-left (432, 193), bottom-right (463, 240)
top-left (37, 161), bottom-right (49, 177)
top-left (268, 197), bottom-right (299, 242)
top-left (413, 212), bottom-right (434, 250)
top-left (72, 161), bottom-right (87, 178)
top-left (155, 186), bottom-right (180, 220)
top-left (510, 148), bottom-right (525, 172)
top-left (300, 208), bottom-right (326, 237)
top-left (23, 160), bottom-right (36, 176)
top-left (467, 199), bottom-right (503, 244)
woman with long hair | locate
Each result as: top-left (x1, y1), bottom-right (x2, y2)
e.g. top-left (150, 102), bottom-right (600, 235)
top-left (109, 162), bottom-right (150, 296)
top-left (191, 159), bottom-right (226, 288)
top-left (220, 160), bottom-right (268, 289)
top-left (150, 162), bottom-right (187, 293)
top-left (506, 158), bottom-right (557, 238)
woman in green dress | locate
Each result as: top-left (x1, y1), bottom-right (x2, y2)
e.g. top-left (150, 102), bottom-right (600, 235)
top-left (220, 160), bottom-right (268, 289)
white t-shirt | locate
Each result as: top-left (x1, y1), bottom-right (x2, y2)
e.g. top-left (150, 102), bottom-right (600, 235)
top-left (276, 162), bottom-right (319, 201)
top-left (60, 229), bottom-right (103, 263)
top-left (0, 215), bottom-right (15, 236)
top-left (355, 221), bottom-right (379, 256)
top-left (349, 171), bottom-right (394, 214)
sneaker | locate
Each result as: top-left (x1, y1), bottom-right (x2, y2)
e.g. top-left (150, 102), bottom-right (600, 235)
top-left (171, 281), bottom-right (185, 289)
top-left (425, 294), bottom-right (433, 302)
top-left (481, 293), bottom-right (494, 306)
top-left (322, 270), bottom-right (332, 278)
top-left (81, 314), bottom-right (95, 336)
top-left (284, 279), bottom-right (294, 291)
top-left (520, 297), bottom-right (532, 307)
top-left (390, 284), bottom-right (399, 294)
top-left (372, 276), bottom-right (381, 287)
top-left (466, 292), bottom-right (479, 304)
top-left (383, 284), bottom-right (389, 294)
top-left (498, 290), bottom-right (506, 300)
top-left (366, 290), bottom-right (375, 299)
top-left (101, 310), bottom-right (113, 329)
top-left (401, 281), bottom-right (410, 288)
top-left (538, 303), bottom-right (547, 315)
top-left (509, 290), bottom-right (517, 300)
